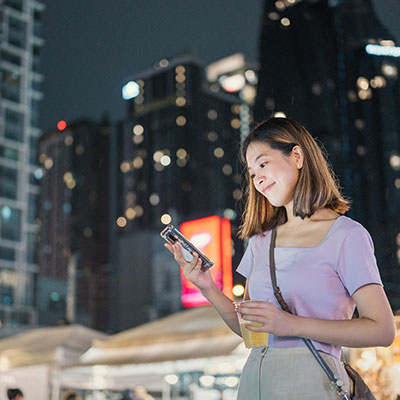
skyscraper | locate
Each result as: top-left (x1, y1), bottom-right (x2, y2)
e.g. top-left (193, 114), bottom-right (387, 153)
top-left (37, 120), bottom-right (110, 331)
top-left (109, 55), bottom-right (247, 331)
top-left (0, 0), bottom-right (45, 333)
top-left (255, 0), bottom-right (400, 308)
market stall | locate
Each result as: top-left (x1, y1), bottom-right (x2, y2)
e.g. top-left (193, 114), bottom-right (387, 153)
top-left (57, 306), bottom-right (247, 399)
top-left (0, 324), bottom-right (106, 400)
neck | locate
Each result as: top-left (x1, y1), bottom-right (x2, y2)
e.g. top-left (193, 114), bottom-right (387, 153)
top-left (284, 202), bottom-right (308, 226)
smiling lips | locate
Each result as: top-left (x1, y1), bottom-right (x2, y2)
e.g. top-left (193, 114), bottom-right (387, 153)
top-left (262, 182), bottom-right (275, 193)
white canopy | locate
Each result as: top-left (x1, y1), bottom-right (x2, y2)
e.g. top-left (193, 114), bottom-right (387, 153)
top-left (81, 306), bottom-right (243, 365)
top-left (0, 324), bottom-right (106, 369)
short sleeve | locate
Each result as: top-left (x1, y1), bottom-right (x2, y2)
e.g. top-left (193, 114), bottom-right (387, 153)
top-left (336, 225), bottom-right (382, 296)
top-left (236, 237), bottom-right (254, 278)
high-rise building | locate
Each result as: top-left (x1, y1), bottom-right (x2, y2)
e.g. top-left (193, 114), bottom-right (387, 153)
top-left (37, 120), bottom-right (110, 331)
top-left (255, 0), bottom-right (400, 308)
top-left (0, 0), bottom-right (45, 334)
top-left (109, 55), bottom-right (248, 331)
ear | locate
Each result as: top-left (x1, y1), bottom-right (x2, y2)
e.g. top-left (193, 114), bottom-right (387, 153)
top-left (291, 145), bottom-right (304, 169)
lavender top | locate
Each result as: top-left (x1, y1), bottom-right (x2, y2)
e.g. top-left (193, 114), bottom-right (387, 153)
top-left (236, 215), bottom-right (383, 360)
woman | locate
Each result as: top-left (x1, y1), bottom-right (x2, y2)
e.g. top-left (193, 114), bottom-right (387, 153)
top-left (165, 118), bottom-right (395, 399)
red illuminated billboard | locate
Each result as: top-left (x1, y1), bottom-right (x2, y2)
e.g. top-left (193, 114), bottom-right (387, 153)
top-left (180, 215), bottom-right (233, 307)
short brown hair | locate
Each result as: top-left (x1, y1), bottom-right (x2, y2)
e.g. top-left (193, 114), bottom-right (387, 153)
top-left (238, 118), bottom-right (351, 238)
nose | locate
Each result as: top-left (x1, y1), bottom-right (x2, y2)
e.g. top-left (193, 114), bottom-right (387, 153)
top-left (255, 173), bottom-right (265, 186)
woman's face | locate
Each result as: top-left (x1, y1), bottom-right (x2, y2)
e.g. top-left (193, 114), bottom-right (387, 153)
top-left (246, 141), bottom-right (301, 207)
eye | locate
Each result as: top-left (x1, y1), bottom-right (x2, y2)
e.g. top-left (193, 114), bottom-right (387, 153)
top-left (250, 173), bottom-right (255, 179)
top-left (260, 162), bottom-right (267, 168)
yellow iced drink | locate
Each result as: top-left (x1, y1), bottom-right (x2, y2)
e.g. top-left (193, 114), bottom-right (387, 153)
top-left (240, 322), bottom-right (268, 348)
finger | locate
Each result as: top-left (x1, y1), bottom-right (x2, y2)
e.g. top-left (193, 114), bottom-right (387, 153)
top-left (173, 244), bottom-right (197, 267)
top-left (164, 243), bottom-right (175, 254)
top-left (246, 324), bottom-right (267, 332)
top-left (238, 301), bottom-right (270, 309)
top-left (240, 314), bottom-right (266, 323)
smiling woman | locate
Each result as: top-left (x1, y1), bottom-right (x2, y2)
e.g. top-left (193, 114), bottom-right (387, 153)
top-left (165, 117), bottom-right (395, 400)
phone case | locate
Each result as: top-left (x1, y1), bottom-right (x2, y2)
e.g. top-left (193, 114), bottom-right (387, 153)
top-left (160, 224), bottom-right (214, 271)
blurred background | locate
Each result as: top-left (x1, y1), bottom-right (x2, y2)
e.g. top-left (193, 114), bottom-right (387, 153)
top-left (1, 0), bottom-right (400, 399)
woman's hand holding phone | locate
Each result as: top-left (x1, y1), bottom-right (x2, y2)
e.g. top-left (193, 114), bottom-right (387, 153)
top-left (164, 243), bottom-right (214, 291)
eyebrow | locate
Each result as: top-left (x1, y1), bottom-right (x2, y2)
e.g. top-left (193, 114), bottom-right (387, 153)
top-left (247, 154), bottom-right (268, 171)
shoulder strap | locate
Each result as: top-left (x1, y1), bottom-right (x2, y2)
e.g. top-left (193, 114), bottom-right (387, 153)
top-left (269, 229), bottom-right (291, 313)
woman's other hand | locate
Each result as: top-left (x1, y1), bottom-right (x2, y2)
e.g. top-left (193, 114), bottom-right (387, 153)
top-left (237, 300), bottom-right (296, 337)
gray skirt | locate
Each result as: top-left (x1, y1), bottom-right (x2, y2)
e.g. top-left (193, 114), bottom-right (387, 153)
top-left (237, 347), bottom-right (351, 400)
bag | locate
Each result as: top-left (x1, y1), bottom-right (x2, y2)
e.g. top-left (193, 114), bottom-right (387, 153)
top-left (269, 228), bottom-right (376, 400)
top-left (343, 361), bottom-right (376, 400)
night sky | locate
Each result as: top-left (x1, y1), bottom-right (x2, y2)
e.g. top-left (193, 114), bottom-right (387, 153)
top-left (40, 0), bottom-right (400, 132)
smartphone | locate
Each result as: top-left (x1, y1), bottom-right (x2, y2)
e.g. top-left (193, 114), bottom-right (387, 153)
top-left (160, 224), bottom-right (214, 272)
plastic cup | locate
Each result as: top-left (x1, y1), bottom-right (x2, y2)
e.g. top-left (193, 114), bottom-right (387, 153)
top-left (234, 299), bottom-right (269, 348)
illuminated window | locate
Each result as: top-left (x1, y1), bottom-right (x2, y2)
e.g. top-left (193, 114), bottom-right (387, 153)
top-left (133, 124), bottom-right (144, 135)
top-left (370, 76), bottom-right (386, 88)
top-left (207, 109), bottom-right (218, 120)
top-left (177, 158), bottom-right (187, 167)
top-left (311, 83), bottom-right (322, 96)
top-left (175, 74), bottom-right (185, 83)
top-left (133, 135), bottom-right (144, 144)
top-left (223, 208), bottom-right (237, 220)
top-left (133, 157), bottom-right (144, 169)
top-left (135, 205), bottom-right (144, 217)
top-left (231, 119), bottom-right (241, 129)
top-left (161, 214), bottom-right (172, 224)
top-left (44, 158), bottom-right (53, 169)
top-left (356, 77), bottom-right (369, 90)
top-left (176, 148), bottom-right (187, 159)
top-left (358, 89), bottom-right (372, 100)
top-left (176, 97), bottom-right (186, 106)
top-left (207, 131), bottom-right (218, 142)
top-left (176, 116), bottom-right (187, 126)
top-left (389, 154), bottom-right (400, 170)
top-left (347, 90), bottom-right (357, 102)
top-left (116, 217), bottom-right (127, 227)
top-left (126, 208), bottom-right (136, 220)
top-left (120, 162), bottom-right (131, 173)
top-left (231, 104), bottom-right (241, 114)
top-left (160, 155), bottom-right (171, 166)
top-left (222, 164), bottom-right (233, 175)
top-left (268, 12), bottom-right (280, 20)
top-left (232, 188), bottom-right (242, 200)
top-left (214, 147), bottom-right (224, 158)
top-left (149, 193), bottom-right (160, 206)
top-left (64, 135), bottom-right (74, 146)
top-left (382, 63), bottom-right (398, 78)
top-left (153, 151), bottom-right (164, 162)
top-left (126, 192), bottom-right (136, 203)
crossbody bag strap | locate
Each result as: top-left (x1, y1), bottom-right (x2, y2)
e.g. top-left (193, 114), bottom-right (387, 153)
top-left (269, 228), bottom-right (350, 400)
